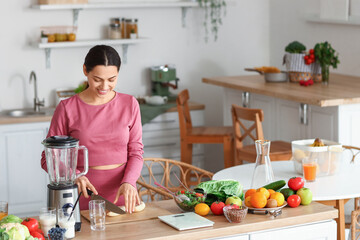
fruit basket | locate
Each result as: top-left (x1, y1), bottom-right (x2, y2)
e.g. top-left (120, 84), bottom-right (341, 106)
top-left (292, 139), bottom-right (343, 177)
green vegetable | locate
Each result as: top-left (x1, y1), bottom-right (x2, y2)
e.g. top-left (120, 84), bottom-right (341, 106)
top-left (0, 223), bottom-right (30, 240)
top-left (0, 215), bottom-right (23, 225)
top-left (314, 41), bottom-right (340, 69)
top-left (262, 180), bottom-right (286, 191)
top-left (195, 180), bottom-right (243, 205)
top-left (0, 228), bottom-right (10, 240)
top-left (285, 41), bottom-right (306, 53)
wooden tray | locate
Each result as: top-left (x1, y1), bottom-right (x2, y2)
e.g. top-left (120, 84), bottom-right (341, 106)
top-left (81, 202), bottom-right (174, 225)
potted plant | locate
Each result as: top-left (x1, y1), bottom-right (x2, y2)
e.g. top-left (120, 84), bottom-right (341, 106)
top-left (197, 0), bottom-right (226, 42)
top-left (313, 41), bottom-right (340, 85)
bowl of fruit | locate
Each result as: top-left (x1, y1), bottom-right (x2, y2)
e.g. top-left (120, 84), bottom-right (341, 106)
top-left (174, 190), bottom-right (206, 212)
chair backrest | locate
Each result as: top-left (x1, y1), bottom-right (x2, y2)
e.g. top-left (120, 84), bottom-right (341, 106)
top-left (231, 104), bottom-right (265, 149)
top-left (176, 89), bottom-right (192, 138)
top-left (137, 157), bottom-right (213, 202)
top-left (343, 145), bottom-right (360, 164)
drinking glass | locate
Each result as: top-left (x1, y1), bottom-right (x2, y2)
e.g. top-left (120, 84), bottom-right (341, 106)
top-left (89, 200), bottom-right (106, 231)
top-left (0, 201), bottom-right (8, 221)
top-left (39, 207), bottom-right (56, 238)
top-left (302, 158), bottom-right (318, 182)
top-left (58, 209), bottom-right (75, 239)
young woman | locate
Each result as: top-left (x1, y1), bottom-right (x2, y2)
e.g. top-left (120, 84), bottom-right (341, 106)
top-left (41, 45), bottom-right (143, 213)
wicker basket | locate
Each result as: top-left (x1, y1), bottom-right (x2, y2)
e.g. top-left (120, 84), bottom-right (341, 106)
top-left (284, 53), bottom-right (322, 83)
top-left (39, 0), bottom-right (88, 4)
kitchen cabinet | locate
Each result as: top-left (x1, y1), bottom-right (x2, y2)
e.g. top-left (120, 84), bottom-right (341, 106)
top-left (223, 88), bottom-right (338, 143)
top-left (0, 122), bottom-right (50, 217)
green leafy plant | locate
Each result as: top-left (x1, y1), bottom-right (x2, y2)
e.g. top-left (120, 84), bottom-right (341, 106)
top-left (285, 41), bottom-right (306, 53)
top-left (314, 41), bottom-right (340, 84)
top-left (197, 0), bottom-right (227, 42)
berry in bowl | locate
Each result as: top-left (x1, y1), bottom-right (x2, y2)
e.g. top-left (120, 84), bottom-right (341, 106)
top-left (174, 190), bottom-right (206, 212)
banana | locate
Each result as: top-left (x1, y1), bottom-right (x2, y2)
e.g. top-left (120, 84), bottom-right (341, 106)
top-left (107, 201), bottom-right (146, 217)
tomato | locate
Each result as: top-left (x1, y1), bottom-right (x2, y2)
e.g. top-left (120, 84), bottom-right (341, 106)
top-left (309, 49), bottom-right (314, 55)
top-left (225, 203), bottom-right (240, 209)
top-left (21, 218), bottom-right (39, 232)
top-left (305, 59), bottom-right (312, 65)
top-left (210, 202), bottom-right (225, 215)
top-left (304, 55), bottom-right (309, 61)
top-left (287, 194), bottom-right (301, 208)
top-left (30, 231), bottom-right (45, 240)
top-left (34, 228), bottom-right (44, 235)
top-left (195, 193), bottom-right (204, 197)
top-left (288, 177), bottom-right (305, 191)
top-left (310, 54), bottom-right (315, 60)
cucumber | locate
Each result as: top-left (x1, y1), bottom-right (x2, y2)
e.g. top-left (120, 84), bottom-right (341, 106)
top-left (261, 180), bottom-right (286, 191)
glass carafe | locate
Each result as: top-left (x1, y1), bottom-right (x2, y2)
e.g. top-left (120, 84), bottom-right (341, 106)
top-left (250, 140), bottom-right (274, 189)
top-left (42, 136), bottom-right (88, 186)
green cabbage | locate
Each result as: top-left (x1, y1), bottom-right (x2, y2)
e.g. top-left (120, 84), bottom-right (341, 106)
top-left (0, 223), bottom-right (30, 240)
top-left (0, 215), bottom-right (22, 225)
top-left (195, 180), bottom-right (243, 205)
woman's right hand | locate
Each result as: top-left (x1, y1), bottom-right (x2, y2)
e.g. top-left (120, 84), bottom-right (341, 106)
top-left (75, 176), bottom-right (98, 198)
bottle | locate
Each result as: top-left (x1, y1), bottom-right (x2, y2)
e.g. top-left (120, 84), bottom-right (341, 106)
top-left (125, 19), bottom-right (132, 38)
top-left (250, 140), bottom-right (274, 189)
top-left (121, 18), bottom-right (126, 39)
top-left (109, 23), bottom-right (121, 39)
top-left (134, 18), bottom-right (138, 38)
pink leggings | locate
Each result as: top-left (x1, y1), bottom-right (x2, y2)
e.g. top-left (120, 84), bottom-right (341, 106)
top-left (79, 165), bottom-right (126, 210)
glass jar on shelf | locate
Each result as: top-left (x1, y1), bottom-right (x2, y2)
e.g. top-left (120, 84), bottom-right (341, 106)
top-left (108, 23), bottom-right (121, 39)
top-left (121, 18), bottom-right (126, 39)
top-left (125, 19), bottom-right (132, 39)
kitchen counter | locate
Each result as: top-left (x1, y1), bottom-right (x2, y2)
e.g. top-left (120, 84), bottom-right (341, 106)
top-left (74, 200), bottom-right (337, 240)
top-left (0, 102), bottom-right (204, 125)
top-left (202, 73), bottom-right (360, 107)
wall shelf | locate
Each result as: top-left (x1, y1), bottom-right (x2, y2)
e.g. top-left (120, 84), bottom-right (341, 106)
top-left (306, 14), bottom-right (360, 26)
top-left (39, 38), bottom-right (149, 68)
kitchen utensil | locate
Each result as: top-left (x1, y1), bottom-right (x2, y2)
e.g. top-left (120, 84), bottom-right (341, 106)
top-left (68, 191), bottom-right (82, 221)
top-left (88, 200), bottom-right (106, 231)
top-left (247, 202), bottom-right (287, 217)
top-left (42, 135), bottom-right (89, 231)
top-left (250, 140), bottom-right (274, 189)
top-left (144, 95), bottom-right (168, 105)
top-left (150, 65), bottom-right (179, 101)
top-left (244, 68), bottom-right (288, 82)
top-left (87, 189), bottom-right (126, 215)
top-left (81, 201), bottom-right (173, 225)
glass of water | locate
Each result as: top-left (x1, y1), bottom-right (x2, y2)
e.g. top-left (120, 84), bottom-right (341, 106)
top-left (89, 200), bottom-right (105, 231)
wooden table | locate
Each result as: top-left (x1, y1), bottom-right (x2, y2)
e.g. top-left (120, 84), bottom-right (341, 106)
top-left (213, 160), bottom-right (360, 240)
top-left (202, 73), bottom-right (360, 107)
top-left (74, 199), bottom-right (337, 240)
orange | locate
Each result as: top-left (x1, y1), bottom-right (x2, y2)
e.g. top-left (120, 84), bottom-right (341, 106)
top-left (244, 196), bottom-right (252, 207)
top-left (194, 203), bottom-right (210, 216)
top-left (270, 192), bottom-right (285, 207)
top-left (268, 189), bottom-right (275, 196)
top-left (250, 192), bottom-right (267, 208)
top-left (257, 187), bottom-right (270, 199)
top-left (245, 189), bottom-right (257, 199)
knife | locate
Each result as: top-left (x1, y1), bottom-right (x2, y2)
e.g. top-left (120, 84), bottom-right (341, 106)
top-left (87, 189), bottom-right (126, 214)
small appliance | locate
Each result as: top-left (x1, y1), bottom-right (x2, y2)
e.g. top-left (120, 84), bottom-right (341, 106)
top-left (42, 135), bottom-right (89, 232)
top-left (150, 65), bottom-right (179, 101)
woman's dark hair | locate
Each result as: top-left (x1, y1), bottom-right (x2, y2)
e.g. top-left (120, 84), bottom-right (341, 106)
top-left (84, 45), bottom-right (121, 73)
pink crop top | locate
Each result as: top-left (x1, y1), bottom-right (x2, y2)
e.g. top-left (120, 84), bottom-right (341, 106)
top-left (41, 92), bottom-right (144, 185)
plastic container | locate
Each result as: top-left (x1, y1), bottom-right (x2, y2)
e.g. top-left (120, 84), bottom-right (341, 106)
top-left (291, 139), bottom-right (343, 176)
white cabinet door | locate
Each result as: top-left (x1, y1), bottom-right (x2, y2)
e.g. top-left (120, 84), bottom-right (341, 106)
top-left (308, 105), bottom-right (338, 142)
top-left (275, 99), bottom-right (307, 141)
top-left (250, 220), bottom-right (336, 240)
top-left (0, 122), bottom-right (50, 217)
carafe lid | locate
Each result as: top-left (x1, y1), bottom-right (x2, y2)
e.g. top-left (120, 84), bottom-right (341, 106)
top-left (42, 135), bottom-right (79, 148)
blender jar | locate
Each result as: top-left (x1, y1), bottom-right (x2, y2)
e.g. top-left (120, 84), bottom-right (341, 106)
top-left (42, 136), bottom-right (88, 185)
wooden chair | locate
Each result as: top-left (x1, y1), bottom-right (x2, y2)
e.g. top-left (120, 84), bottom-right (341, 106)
top-left (176, 89), bottom-right (234, 168)
top-left (136, 157), bottom-right (213, 202)
top-left (231, 104), bottom-right (292, 165)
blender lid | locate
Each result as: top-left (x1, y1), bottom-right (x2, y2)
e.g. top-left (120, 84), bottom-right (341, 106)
top-left (151, 64), bottom-right (175, 72)
top-left (42, 135), bottom-right (79, 148)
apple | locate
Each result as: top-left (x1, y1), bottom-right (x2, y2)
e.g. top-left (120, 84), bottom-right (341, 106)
top-left (225, 196), bottom-right (242, 207)
top-left (296, 187), bottom-right (313, 205)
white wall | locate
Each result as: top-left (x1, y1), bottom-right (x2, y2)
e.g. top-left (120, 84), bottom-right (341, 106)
top-left (0, 0), bottom-right (270, 172)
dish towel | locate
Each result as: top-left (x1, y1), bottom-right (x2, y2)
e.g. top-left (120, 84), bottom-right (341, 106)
top-left (140, 103), bottom-right (177, 125)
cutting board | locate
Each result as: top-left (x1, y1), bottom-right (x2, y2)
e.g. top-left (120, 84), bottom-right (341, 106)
top-left (81, 201), bottom-right (174, 225)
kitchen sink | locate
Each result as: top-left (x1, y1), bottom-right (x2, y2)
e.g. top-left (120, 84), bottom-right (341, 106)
top-left (0, 108), bottom-right (55, 118)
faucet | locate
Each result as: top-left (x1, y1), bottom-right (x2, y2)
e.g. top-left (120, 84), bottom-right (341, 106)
top-left (29, 71), bottom-right (45, 112)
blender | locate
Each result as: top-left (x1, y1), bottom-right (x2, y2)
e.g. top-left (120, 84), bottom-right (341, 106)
top-left (42, 135), bottom-right (88, 232)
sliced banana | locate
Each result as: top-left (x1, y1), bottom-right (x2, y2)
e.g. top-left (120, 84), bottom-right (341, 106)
top-left (107, 201), bottom-right (146, 216)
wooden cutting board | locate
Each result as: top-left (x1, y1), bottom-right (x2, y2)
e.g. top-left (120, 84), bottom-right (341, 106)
top-left (81, 201), bottom-right (175, 225)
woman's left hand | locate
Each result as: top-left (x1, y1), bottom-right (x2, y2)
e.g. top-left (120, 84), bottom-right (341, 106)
top-left (114, 183), bottom-right (140, 213)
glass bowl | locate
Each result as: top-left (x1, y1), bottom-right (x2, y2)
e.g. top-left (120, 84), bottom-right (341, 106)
top-left (174, 192), bottom-right (206, 212)
top-left (223, 205), bottom-right (248, 223)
